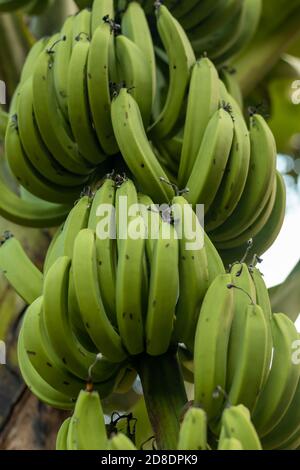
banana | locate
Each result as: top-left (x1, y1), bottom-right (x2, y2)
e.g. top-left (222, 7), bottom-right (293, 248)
top-left (121, 1), bottom-right (156, 106)
top-left (73, 228), bottom-right (127, 362)
top-left (43, 256), bottom-right (122, 381)
top-left (205, 92), bottom-right (250, 231)
top-left (204, 232), bottom-right (226, 284)
top-left (194, 274), bottom-right (234, 420)
top-left (249, 266), bottom-right (273, 386)
top-left (146, 219), bottom-right (179, 356)
top-left (178, 407), bottom-right (207, 450)
top-left (219, 405), bottom-right (262, 450)
top-left (20, 37), bottom-right (49, 84)
top-left (218, 171), bottom-right (286, 265)
top-left (60, 195), bottom-right (91, 258)
top-left (170, 0), bottom-right (203, 20)
top-left (87, 21), bottom-right (118, 155)
top-left (185, 108), bottom-right (234, 211)
top-left (110, 433), bottom-right (137, 450)
top-left (226, 263), bottom-right (257, 389)
top-left (88, 177), bottom-right (117, 325)
top-left (67, 389), bottom-right (108, 450)
top-left (215, 174), bottom-right (277, 250)
top-left (17, 78), bottom-right (88, 188)
top-left (214, 0), bottom-right (262, 66)
top-left (261, 376), bottom-right (300, 449)
top-left (32, 44), bottom-right (93, 176)
top-left (252, 313), bottom-right (300, 437)
top-left (18, 329), bottom-right (75, 411)
top-left (172, 196), bottom-right (209, 350)
top-left (68, 35), bottom-right (106, 165)
top-left (149, 4), bottom-right (196, 139)
top-left (111, 88), bottom-right (174, 203)
top-left (116, 34), bottom-right (152, 127)
top-left (72, 7), bottom-right (91, 43)
top-left (53, 16), bottom-right (74, 120)
top-left (91, 0), bottom-right (114, 35)
top-left (218, 437), bottom-right (243, 450)
top-left (56, 418), bottom-right (71, 450)
top-left (211, 114), bottom-right (277, 243)
top-left (220, 68), bottom-right (243, 110)
top-left (227, 304), bottom-right (268, 412)
top-left (0, 233), bottom-right (43, 304)
top-left (21, 297), bottom-right (86, 398)
top-left (116, 213), bottom-right (146, 356)
top-left (137, 193), bottom-right (161, 262)
top-left (5, 118), bottom-right (81, 204)
top-left (179, 0), bottom-right (226, 31)
top-left (178, 58), bottom-right (220, 187)
top-left (43, 226), bottom-right (64, 274)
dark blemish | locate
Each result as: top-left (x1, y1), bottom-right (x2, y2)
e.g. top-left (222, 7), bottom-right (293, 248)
top-left (129, 313), bottom-right (133, 320)
top-left (46, 362), bottom-right (53, 367)
top-left (62, 358), bottom-right (67, 364)
top-left (141, 163), bottom-right (145, 168)
top-left (153, 300), bottom-right (157, 307)
top-left (165, 243), bottom-right (170, 248)
top-left (27, 350), bottom-right (36, 356)
top-left (125, 254), bottom-right (130, 260)
top-left (123, 312), bottom-right (126, 318)
top-left (86, 322), bottom-right (90, 329)
top-left (63, 381), bottom-right (70, 386)
top-left (99, 261), bottom-right (102, 266)
top-left (88, 73), bottom-right (92, 79)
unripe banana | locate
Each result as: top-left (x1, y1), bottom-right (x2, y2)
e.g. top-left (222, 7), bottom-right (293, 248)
top-left (178, 407), bottom-right (207, 450)
top-left (219, 405), bottom-right (262, 450)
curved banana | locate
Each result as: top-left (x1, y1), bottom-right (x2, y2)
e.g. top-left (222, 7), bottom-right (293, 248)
top-left (185, 108), bottom-right (234, 211)
top-left (227, 304), bottom-right (268, 412)
top-left (220, 68), bottom-right (243, 110)
top-left (0, 233), bottom-right (43, 304)
top-left (87, 21), bottom-right (118, 155)
top-left (218, 437), bottom-right (243, 450)
top-left (56, 418), bottom-right (71, 450)
top-left (88, 177), bottom-right (117, 325)
top-left (252, 313), bottom-right (300, 437)
top-left (172, 196), bottom-right (209, 350)
top-left (149, 4), bottom-right (195, 139)
top-left (180, 0), bottom-right (226, 31)
top-left (72, 7), bottom-right (91, 43)
top-left (146, 219), bottom-right (179, 356)
top-left (226, 263), bottom-right (257, 389)
top-left (91, 0), bottom-right (114, 35)
top-left (178, 407), bottom-right (207, 450)
top-left (121, 1), bottom-right (156, 106)
top-left (109, 433), bottom-right (137, 450)
top-left (116, 34), bottom-right (152, 127)
top-left (32, 44), bottom-right (93, 176)
top-left (194, 274), bottom-right (234, 420)
top-left (68, 36), bottom-right (106, 165)
top-left (53, 16), bottom-right (74, 120)
top-left (204, 232), bottom-right (226, 284)
top-left (73, 228), bottom-right (127, 362)
top-left (60, 195), bottom-right (91, 258)
top-left (111, 88), bottom-right (174, 203)
top-left (67, 389), bottom-right (108, 450)
top-left (20, 37), bottom-right (49, 84)
top-left (219, 405), bottom-right (262, 450)
top-left (5, 118), bottom-right (80, 204)
top-left (206, 92), bottom-right (250, 231)
top-left (18, 328), bottom-right (75, 411)
top-left (211, 114), bottom-right (277, 243)
top-left (178, 58), bottom-right (220, 187)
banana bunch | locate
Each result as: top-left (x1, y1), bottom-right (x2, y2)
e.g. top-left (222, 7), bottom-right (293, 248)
top-left (0, 0), bottom-right (53, 13)
top-left (56, 387), bottom-right (137, 450)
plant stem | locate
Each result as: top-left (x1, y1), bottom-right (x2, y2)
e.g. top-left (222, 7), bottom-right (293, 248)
top-left (135, 350), bottom-right (187, 450)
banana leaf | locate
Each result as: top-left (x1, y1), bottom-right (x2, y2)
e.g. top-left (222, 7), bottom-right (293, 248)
top-left (269, 260), bottom-right (300, 322)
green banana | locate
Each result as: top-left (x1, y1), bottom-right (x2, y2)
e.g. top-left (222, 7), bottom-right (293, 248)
top-left (178, 407), bottom-right (207, 450)
top-left (116, 34), bottom-right (152, 127)
top-left (172, 196), bottom-right (209, 350)
top-left (109, 433), bottom-right (137, 450)
top-left (91, 0), bottom-right (114, 35)
top-left (178, 58), bottom-right (220, 187)
top-left (111, 88), bottom-right (174, 203)
top-left (87, 21), bottom-right (118, 155)
top-left (219, 405), bottom-right (262, 450)
top-left (211, 114), bottom-right (277, 243)
top-left (220, 68), bottom-right (243, 110)
top-left (60, 195), bottom-right (91, 259)
top-left (68, 36), bottom-right (106, 165)
top-left (180, 0), bottom-right (226, 31)
top-left (56, 418), bottom-right (71, 450)
top-left (218, 437), bottom-right (243, 450)
top-left (252, 313), bottom-right (300, 437)
top-left (149, 4), bottom-right (195, 139)
top-left (67, 389), bottom-right (108, 450)
top-left (72, 7), bottom-right (91, 43)
top-left (146, 219), bottom-right (179, 356)
top-left (185, 108), bottom-right (234, 211)
top-left (73, 228), bottom-right (127, 362)
top-left (88, 177), bottom-right (117, 326)
top-left (194, 274), bottom-right (234, 420)
top-left (0, 233), bottom-right (43, 304)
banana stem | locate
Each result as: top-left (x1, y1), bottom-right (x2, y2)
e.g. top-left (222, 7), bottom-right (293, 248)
top-left (135, 350), bottom-right (187, 450)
